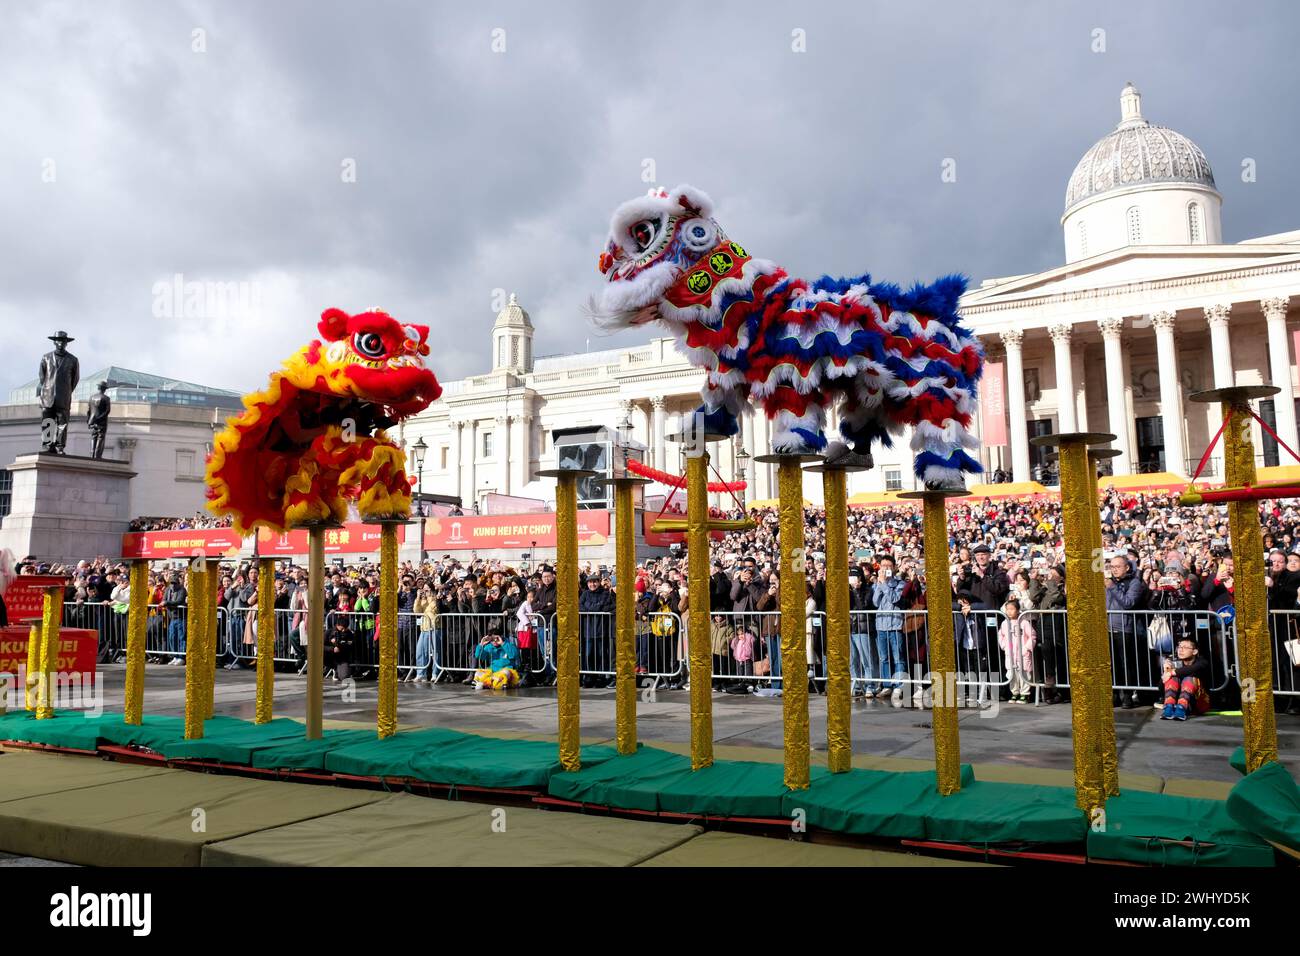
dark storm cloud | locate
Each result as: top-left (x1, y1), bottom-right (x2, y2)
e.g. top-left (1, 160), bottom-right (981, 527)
top-left (1, 0), bottom-right (1296, 394)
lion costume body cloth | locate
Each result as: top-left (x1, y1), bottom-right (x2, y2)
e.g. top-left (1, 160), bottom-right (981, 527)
top-left (592, 185), bottom-right (983, 487)
top-left (205, 309), bottom-right (442, 534)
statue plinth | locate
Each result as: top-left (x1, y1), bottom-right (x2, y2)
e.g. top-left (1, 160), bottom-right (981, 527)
top-left (0, 452), bottom-right (136, 563)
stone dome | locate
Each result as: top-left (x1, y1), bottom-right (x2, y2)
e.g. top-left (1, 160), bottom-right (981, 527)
top-left (493, 292), bottom-right (533, 330)
top-left (1064, 84), bottom-right (1217, 216)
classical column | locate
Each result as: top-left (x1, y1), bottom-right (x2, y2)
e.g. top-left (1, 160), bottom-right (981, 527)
top-left (496, 415), bottom-right (510, 496)
top-left (1049, 323), bottom-right (1077, 432)
top-left (1263, 297), bottom-right (1298, 453)
top-left (513, 414), bottom-right (532, 492)
top-left (449, 421), bottom-right (463, 502)
top-left (1151, 311), bottom-right (1186, 475)
top-left (1071, 346), bottom-right (1089, 431)
top-left (1204, 303), bottom-right (1234, 389)
top-left (651, 396), bottom-right (667, 471)
top-left (466, 419), bottom-right (478, 508)
top-left (1098, 318), bottom-right (1133, 474)
top-left (1000, 330), bottom-right (1031, 482)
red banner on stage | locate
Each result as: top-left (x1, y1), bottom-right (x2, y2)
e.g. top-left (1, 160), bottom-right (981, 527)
top-left (981, 360), bottom-right (1008, 447)
top-left (424, 511), bottom-right (610, 550)
top-left (0, 626), bottom-right (98, 680)
top-left (256, 522), bottom-right (406, 556)
top-left (2, 575), bottom-right (68, 623)
top-left (121, 528), bottom-right (244, 559)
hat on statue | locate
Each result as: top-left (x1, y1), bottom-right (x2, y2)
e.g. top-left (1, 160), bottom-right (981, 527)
top-left (48, 330), bottom-right (75, 343)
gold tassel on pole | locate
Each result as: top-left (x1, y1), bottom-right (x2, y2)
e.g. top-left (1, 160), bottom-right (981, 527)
top-left (124, 560), bottom-right (149, 725)
top-left (376, 522), bottom-right (400, 739)
top-left (304, 523), bottom-right (328, 740)
top-left (25, 620), bottom-right (41, 712)
top-left (607, 477), bottom-right (646, 755)
top-left (1188, 387), bottom-right (1279, 771)
top-left (1087, 449), bottom-right (1121, 796)
top-left (184, 562), bottom-right (207, 739)
top-left (899, 488), bottom-right (964, 794)
top-left (255, 556), bottom-right (276, 725)
top-left (1033, 431), bottom-right (1115, 816)
top-left (203, 560), bottom-right (218, 720)
top-left (35, 586), bottom-right (64, 720)
top-left (686, 451), bottom-right (714, 770)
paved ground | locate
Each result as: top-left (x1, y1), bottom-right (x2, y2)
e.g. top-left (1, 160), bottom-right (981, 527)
top-left (85, 662), bottom-right (1300, 783)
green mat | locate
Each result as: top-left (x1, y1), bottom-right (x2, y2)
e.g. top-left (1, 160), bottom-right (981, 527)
top-left (0, 711), bottom-right (106, 751)
top-left (1087, 790), bottom-right (1275, 867)
top-left (322, 727), bottom-right (475, 777)
top-left (547, 746), bottom-right (691, 810)
top-left (657, 760), bottom-right (828, 818)
top-left (781, 766), bottom-right (976, 840)
top-left (1226, 760), bottom-right (1300, 855)
top-left (921, 781), bottom-right (1085, 844)
top-left (407, 737), bottom-right (619, 790)
top-left (249, 729), bottom-right (394, 771)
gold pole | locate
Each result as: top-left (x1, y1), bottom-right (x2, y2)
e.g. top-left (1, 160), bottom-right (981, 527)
top-left (254, 556), bottom-right (276, 725)
top-left (555, 473), bottom-right (581, 771)
top-left (821, 468), bottom-right (852, 773)
top-left (183, 562), bottom-right (207, 739)
top-left (1056, 438), bottom-right (1105, 813)
top-left (1221, 399), bottom-right (1278, 771)
top-left (1086, 451), bottom-right (1120, 796)
top-left (921, 495), bottom-right (962, 794)
top-left (305, 525), bottom-right (325, 740)
top-left (377, 524), bottom-right (399, 739)
top-left (686, 451), bottom-right (714, 770)
top-left (35, 587), bottom-right (63, 720)
top-left (124, 560), bottom-right (149, 725)
top-left (777, 459), bottom-right (809, 789)
top-left (614, 480), bottom-right (638, 755)
top-left (25, 620), bottom-right (40, 711)
top-left (203, 560), bottom-right (218, 720)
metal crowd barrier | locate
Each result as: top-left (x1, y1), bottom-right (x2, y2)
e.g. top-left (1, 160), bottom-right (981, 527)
top-left (1263, 610), bottom-right (1300, 698)
top-left (543, 610), bottom-right (686, 685)
top-left (1030, 608), bottom-right (1234, 696)
top-left (846, 607), bottom-right (1008, 702)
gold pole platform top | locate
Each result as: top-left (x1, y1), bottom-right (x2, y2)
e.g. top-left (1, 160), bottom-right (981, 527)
top-left (358, 516), bottom-right (415, 525)
top-left (804, 461), bottom-right (870, 474)
top-left (753, 452), bottom-right (823, 465)
top-left (1028, 431), bottom-right (1117, 449)
top-left (288, 518), bottom-right (346, 530)
top-left (1187, 385), bottom-right (1279, 405)
top-left (590, 476), bottom-right (652, 487)
top-left (535, 468), bottom-right (598, 479)
top-left (896, 488), bottom-right (969, 500)
top-left (664, 430), bottom-right (735, 445)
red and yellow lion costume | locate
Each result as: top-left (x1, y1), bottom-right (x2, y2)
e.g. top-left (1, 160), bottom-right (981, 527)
top-left (205, 308), bottom-right (442, 534)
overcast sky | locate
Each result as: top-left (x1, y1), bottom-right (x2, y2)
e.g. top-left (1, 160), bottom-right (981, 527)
top-left (2, 0), bottom-right (1297, 396)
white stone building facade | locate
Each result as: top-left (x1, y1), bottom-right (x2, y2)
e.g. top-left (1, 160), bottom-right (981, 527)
top-left (403, 85), bottom-right (1300, 505)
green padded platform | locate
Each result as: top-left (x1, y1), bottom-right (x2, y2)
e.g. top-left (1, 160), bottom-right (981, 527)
top-left (637, 830), bottom-right (998, 867)
top-left (249, 729), bottom-right (381, 771)
top-left (1230, 746), bottom-right (1248, 775)
top-left (548, 746), bottom-right (695, 811)
top-left (0, 711), bottom-right (109, 751)
top-left (1088, 790), bottom-right (1275, 867)
top-left (0, 761), bottom-right (385, 866)
top-left (202, 792), bottom-right (699, 867)
top-left (322, 727), bottom-right (474, 777)
top-left (1226, 760), bottom-right (1300, 855)
top-left (922, 781), bottom-right (1085, 844)
top-left (406, 737), bottom-right (619, 790)
top-left (781, 766), bottom-right (976, 840)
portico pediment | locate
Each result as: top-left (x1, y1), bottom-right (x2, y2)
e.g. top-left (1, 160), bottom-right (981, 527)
top-left (962, 245), bottom-right (1300, 312)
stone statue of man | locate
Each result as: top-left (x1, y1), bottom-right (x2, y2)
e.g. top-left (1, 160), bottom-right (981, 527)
top-left (87, 380), bottom-right (111, 459)
top-left (38, 331), bottom-right (80, 455)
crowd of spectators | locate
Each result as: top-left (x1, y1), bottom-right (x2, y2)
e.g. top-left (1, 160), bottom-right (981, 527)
top-left (6, 488), bottom-right (1300, 716)
top-left (127, 513), bottom-right (234, 532)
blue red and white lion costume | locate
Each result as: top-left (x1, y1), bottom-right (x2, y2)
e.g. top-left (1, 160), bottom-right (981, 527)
top-left (591, 185), bottom-right (983, 488)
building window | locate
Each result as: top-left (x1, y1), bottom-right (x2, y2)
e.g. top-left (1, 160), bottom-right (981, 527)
top-left (482, 432), bottom-right (493, 458)
top-left (440, 446), bottom-right (448, 470)
top-left (176, 450), bottom-right (195, 478)
top-left (0, 469), bottom-right (11, 519)
top-left (1077, 220), bottom-right (1088, 257)
top-left (1126, 206), bottom-right (1141, 244)
top-left (884, 468), bottom-right (903, 492)
top-left (1188, 202), bottom-right (1202, 243)
top-left (497, 337), bottom-right (507, 368)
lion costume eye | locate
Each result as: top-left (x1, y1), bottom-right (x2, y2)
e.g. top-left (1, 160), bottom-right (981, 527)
top-left (630, 218), bottom-right (659, 252)
top-left (352, 331), bottom-right (386, 359)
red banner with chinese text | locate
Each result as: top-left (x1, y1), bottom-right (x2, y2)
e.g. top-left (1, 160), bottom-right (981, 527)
top-left (423, 511), bottom-right (610, 550)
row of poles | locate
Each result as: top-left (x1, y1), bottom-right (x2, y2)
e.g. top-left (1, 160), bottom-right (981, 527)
top-left (11, 388), bottom-right (1278, 819)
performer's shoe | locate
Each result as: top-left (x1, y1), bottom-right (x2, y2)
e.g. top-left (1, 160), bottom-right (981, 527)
top-left (822, 441), bottom-right (874, 470)
top-left (1172, 705), bottom-right (1187, 721)
top-left (1160, 704), bottom-right (1175, 719)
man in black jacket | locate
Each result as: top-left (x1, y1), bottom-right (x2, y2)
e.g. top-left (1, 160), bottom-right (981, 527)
top-left (163, 572), bottom-right (187, 663)
top-left (532, 567), bottom-right (558, 685)
top-left (956, 545), bottom-right (1010, 699)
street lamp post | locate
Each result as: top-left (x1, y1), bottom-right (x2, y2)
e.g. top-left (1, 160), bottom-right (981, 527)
top-left (412, 437), bottom-right (428, 564)
top-left (736, 446), bottom-right (750, 511)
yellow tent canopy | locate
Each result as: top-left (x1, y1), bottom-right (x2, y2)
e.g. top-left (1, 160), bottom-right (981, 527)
top-left (746, 498), bottom-right (815, 510)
